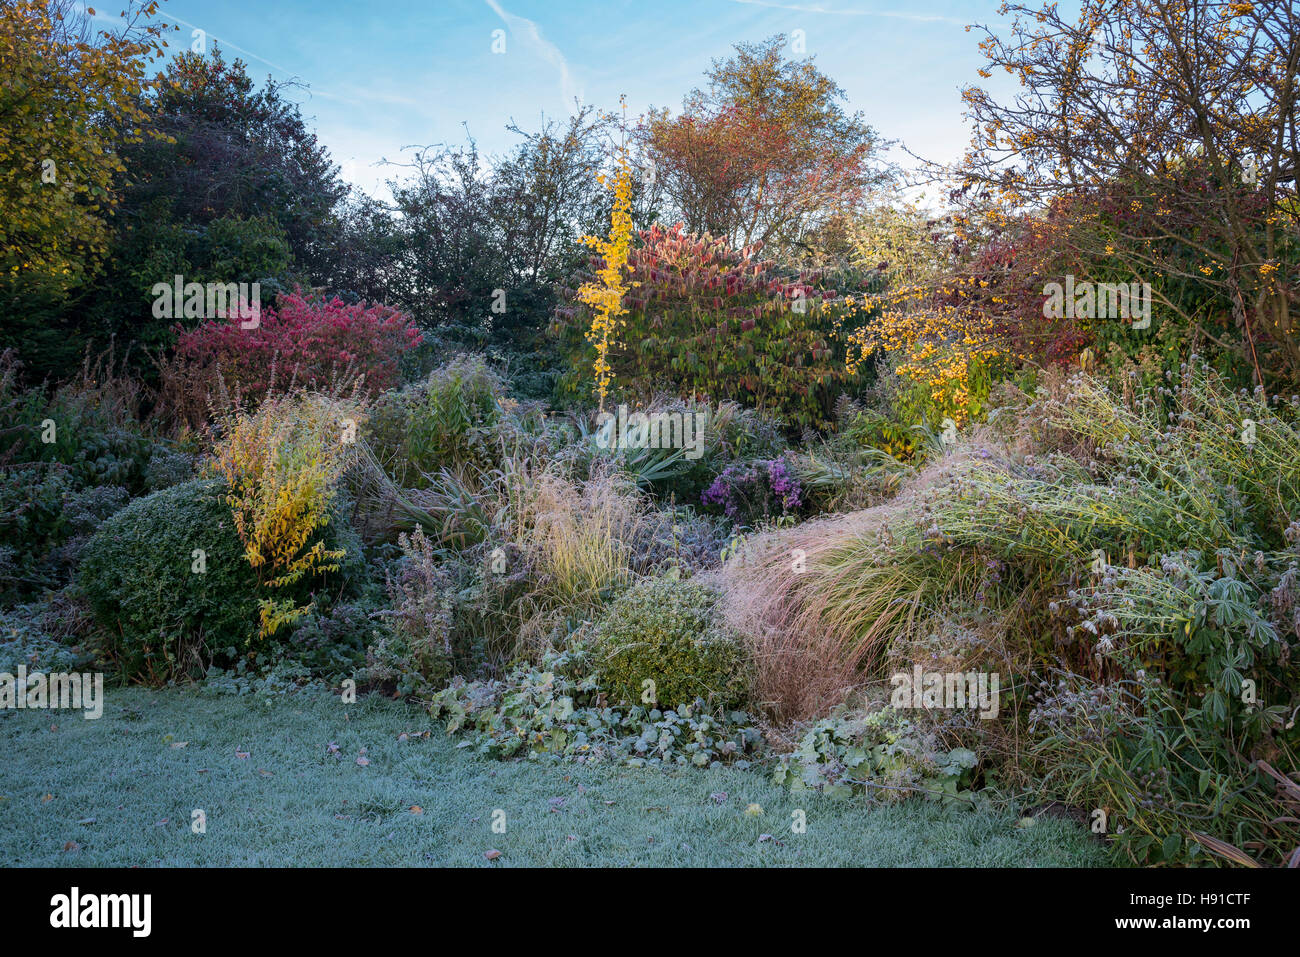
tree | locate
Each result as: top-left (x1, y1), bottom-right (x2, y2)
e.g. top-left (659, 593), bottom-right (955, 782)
top-left (0, 0), bottom-right (168, 372)
top-left (324, 194), bottom-right (403, 307)
top-left (381, 109), bottom-right (621, 359)
top-left (122, 47), bottom-right (347, 278)
top-left (70, 45), bottom-right (349, 364)
top-left (384, 141), bottom-right (507, 332)
top-left (961, 0), bottom-right (1300, 386)
top-left (493, 107), bottom-right (616, 286)
top-left (641, 35), bottom-right (889, 257)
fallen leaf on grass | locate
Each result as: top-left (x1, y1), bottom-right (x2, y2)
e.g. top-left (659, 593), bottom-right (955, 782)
top-left (356, 756), bottom-right (370, 767)
top-left (410, 806), bottom-right (423, 815)
top-left (76, 817), bottom-right (95, 825)
top-left (484, 849), bottom-right (502, 861)
top-left (235, 749), bottom-right (250, 760)
top-left (63, 841), bottom-right (80, 852)
top-left (41, 793), bottom-right (53, 803)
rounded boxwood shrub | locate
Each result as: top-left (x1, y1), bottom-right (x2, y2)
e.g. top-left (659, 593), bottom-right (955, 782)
top-left (592, 576), bottom-right (752, 711)
top-left (79, 478), bottom-right (262, 679)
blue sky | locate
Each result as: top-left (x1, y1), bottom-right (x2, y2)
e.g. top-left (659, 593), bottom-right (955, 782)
top-left (91, 0), bottom-right (1021, 200)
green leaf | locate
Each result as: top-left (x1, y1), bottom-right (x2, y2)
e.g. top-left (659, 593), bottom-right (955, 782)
top-left (1161, 832), bottom-right (1182, 861)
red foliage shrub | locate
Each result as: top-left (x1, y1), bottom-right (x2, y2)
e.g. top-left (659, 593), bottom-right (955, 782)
top-left (161, 290), bottom-right (422, 428)
top-left (554, 222), bottom-right (852, 429)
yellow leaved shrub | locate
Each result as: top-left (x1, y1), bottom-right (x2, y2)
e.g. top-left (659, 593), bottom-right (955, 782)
top-left (211, 394), bottom-right (364, 637)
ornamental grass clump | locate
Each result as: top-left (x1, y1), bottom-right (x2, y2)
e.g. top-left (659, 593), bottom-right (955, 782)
top-left (718, 363), bottom-right (1300, 865)
top-left (353, 435), bottom-right (674, 668)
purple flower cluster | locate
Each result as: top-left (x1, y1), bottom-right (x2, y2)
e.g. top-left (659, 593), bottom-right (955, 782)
top-left (701, 456), bottom-right (802, 523)
top-left (766, 458), bottom-right (802, 510)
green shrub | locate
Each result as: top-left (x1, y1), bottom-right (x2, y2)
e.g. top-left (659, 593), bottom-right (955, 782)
top-left (143, 445), bottom-right (195, 491)
top-left (78, 478), bottom-right (262, 679)
top-left (366, 355), bottom-right (503, 487)
top-left (0, 350), bottom-right (184, 601)
top-left (0, 468), bottom-right (138, 601)
top-left (79, 474), bottom-right (371, 682)
top-left (592, 576), bottom-right (751, 711)
top-left (274, 598), bottom-right (375, 678)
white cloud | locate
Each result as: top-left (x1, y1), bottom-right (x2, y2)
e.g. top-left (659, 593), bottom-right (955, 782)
top-left (483, 0), bottom-right (584, 113)
top-left (158, 11), bottom-right (297, 77)
top-left (725, 0), bottom-right (969, 26)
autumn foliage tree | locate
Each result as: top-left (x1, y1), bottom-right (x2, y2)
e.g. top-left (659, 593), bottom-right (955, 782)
top-left (961, 0), bottom-right (1300, 387)
top-left (0, 0), bottom-right (168, 362)
top-left (641, 35), bottom-right (889, 258)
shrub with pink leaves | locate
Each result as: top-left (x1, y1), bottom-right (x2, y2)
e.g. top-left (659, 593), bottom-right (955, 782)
top-left (162, 290), bottom-right (422, 425)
